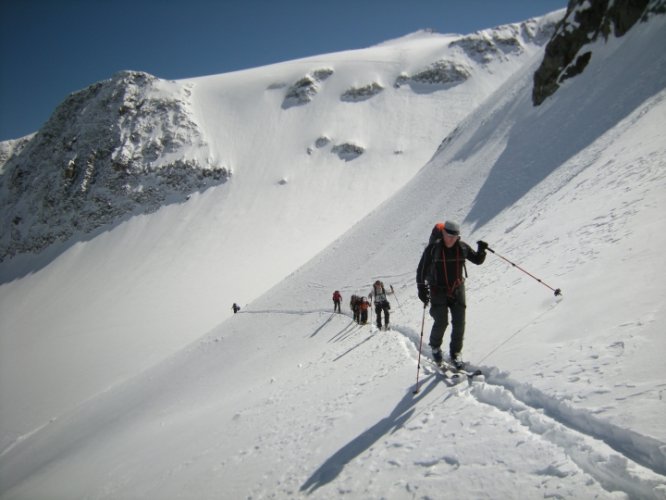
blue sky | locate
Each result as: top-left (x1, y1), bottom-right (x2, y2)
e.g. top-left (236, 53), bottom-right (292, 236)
top-left (0, 0), bottom-right (566, 141)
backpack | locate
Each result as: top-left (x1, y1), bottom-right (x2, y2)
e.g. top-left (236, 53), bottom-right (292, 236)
top-left (429, 222), bottom-right (445, 244)
top-left (372, 281), bottom-right (388, 304)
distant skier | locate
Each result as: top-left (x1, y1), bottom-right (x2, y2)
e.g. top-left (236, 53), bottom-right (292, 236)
top-left (359, 297), bottom-right (370, 325)
top-left (369, 280), bottom-right (391, 330)
top-left (332, 290), bottom-right (342, 313)
top-left (416, 220), bottom-right (488, 369)
top-left (350, 295), bottom-right (361, 323)
top-left (232, 303), bottom-right (241, 314)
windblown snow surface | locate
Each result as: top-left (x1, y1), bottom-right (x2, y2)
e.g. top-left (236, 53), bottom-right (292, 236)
top-left (1, 10), bottom-right (666, 500)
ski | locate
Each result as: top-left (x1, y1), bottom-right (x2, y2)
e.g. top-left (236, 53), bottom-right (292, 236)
top-left (436, 359), bottom-right (483, 380)
top-left (435, 363), bottom-right (461, 381)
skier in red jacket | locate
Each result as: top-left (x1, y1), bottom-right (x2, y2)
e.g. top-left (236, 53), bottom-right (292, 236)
top-left (332, 290), bottom-right (342, 313)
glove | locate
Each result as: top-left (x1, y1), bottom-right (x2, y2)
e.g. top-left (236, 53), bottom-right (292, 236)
top-left (417, 285), bottom-right (430, 305)
top-left (477, 240), bottom-right (488, 252)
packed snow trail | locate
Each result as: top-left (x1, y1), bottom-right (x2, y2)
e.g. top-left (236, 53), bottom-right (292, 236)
top-left (376, 319), bottom-right (666, 499)
top-left (2, 307), bottom-right (665, 499)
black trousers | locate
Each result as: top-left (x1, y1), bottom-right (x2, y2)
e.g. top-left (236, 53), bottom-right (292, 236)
top-left (375, 303), bottom-right (389, 327)
top-left (428, 294), bottom-right (466, 357)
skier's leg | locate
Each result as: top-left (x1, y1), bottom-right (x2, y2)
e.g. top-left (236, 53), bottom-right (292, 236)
top-left (375, 304), bottom-right (382, 328)
top-left (428, 303), bottom-right (448, 350)
top-left (448, 301), bottom-right (466, 358)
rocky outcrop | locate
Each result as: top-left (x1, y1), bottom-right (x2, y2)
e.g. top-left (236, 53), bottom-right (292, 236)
top-left (282, 68), bottom-right (334, 109)
top-left (331, 143), bottom-right (365, 162)
top-left (341, 82), bottom-right (384, 102)
top-left (449, 15), bottom-right (558, 64)
top-left (306, 136), bottom-right (332, 155)
top-left (307, 136), bottom-right (365, 162)
top-left (0, 71), bottom-right (228, 261)
top-left (532, 0), bottom-right (664, 105)
top-left (394, 60), bottom-right (471, 90)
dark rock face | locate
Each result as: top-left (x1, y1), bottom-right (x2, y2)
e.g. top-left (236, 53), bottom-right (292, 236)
top-left (0, 71), bottom-right (228, 261)
top-left (532, 0), bottom-right (663, 106)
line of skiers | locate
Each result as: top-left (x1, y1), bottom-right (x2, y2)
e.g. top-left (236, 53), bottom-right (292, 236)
top-left (332, 280), bottom-right (393, 330)
top-left (239, 219), bottom-right (544, 373)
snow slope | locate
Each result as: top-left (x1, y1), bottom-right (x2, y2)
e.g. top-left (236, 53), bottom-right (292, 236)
top-left (0, 13), bottom-right (559, 451)
top-left (2, 9), bottom-right (666, 500)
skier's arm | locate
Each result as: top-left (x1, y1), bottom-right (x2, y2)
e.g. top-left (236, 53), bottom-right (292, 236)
top-left (464, 241), bottom-right (487, 265)
top-left (416, 245), bottom-right (432, 286)
top-left (416, 246), bottom-right (432, 304)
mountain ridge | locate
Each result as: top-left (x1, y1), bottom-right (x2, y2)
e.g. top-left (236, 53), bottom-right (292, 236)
top-left (0, 14), bottom-right (559, 263)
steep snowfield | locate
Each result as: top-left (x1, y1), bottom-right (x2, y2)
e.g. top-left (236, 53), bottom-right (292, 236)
top-left (0, 14), bottom-right (558, 449)
top-left (2, 10), bottom-right (666, 500)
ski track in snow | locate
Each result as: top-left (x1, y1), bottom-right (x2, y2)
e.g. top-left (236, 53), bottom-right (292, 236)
top-left (383, 317), bottom-right (666, 499)
top-left (209, 308), bottom-right (666, 498)
top-left (263, 310), bottom-right (647, 499)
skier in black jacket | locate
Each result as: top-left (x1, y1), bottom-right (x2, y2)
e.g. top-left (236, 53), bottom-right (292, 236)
top-left (416, 220), bottom-right (488, 368)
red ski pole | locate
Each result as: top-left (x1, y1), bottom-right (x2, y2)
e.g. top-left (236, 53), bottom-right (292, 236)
top-left (486, 245), bottom-right (562, 296)
top-left (413, 303), bottom-right (427, 394)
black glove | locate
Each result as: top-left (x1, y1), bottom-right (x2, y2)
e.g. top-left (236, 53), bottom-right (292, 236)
top-left (477, 240), bottom-right (488, 252)
top-left (418, 285), bottom-right (430, 305)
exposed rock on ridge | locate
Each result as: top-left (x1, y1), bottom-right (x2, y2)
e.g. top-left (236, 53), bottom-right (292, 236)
top-left (449, 17), bottom-right (554, 64)
top-left (0, 71), bottom-right (228, 261)
top-left (394, 60), bottom-right (471, 90)
top-left (532, 0), bottom-right (665, 105)
top-left (341, 83), bottom-right (385, 102)
top-left (282, 68), bottom-right (334, 109)
top-left (0, 14), bottom-right (563, 262)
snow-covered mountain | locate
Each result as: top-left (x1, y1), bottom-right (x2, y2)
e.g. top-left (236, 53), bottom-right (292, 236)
top-left (1, 1), bottom-right (666, 498)
top-left (0, 70), bottom-right (228, 261)
top-left (0, 16), bottom-right (558, 262)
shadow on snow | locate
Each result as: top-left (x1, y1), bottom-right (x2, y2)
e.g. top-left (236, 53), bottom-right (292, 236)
top-left (300, 376), bottom-right (439, 494)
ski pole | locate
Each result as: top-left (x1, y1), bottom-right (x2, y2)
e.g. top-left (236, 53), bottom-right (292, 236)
top-left (413, 303), bottom-right (427, 394)
top-left (486, 245), bottom-right (562, 296)
top-left (390, 284), bottom-right (403, 314)
top-left (370, 295), bottom-right (374, 327)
